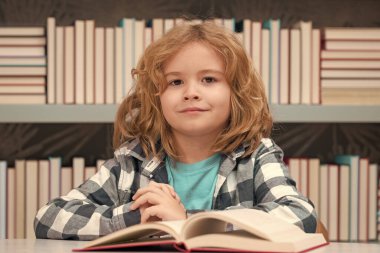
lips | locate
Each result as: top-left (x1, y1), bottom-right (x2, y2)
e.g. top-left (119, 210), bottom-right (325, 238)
top-left (180, 107), bottom-right (208, 113)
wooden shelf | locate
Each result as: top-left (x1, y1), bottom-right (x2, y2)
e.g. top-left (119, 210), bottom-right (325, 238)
top-left (0, 105), bottom-right (379, 123)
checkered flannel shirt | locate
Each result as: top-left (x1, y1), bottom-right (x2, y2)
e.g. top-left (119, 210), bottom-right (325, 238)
top-left (34, 138), bottom-right (317, 240)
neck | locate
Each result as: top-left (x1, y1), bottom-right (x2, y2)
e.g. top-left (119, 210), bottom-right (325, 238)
top-left (172, 132), bottom-right (218, 164)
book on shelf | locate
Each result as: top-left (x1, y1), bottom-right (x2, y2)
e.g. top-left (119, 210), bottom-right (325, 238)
top-left (324, 40), bottom-right (380, 51)
top-left (64, 26), bottom-right (74, 104)
top-left (0, 27), bottom-right (44, 36)
top-left (73, 209), bottom-right (328, 253)
top-left (321, 60), bottom-right (380, 69)
top-left (0, 161), bottom-right (6, 239)
top-left (47, 17), bottom-right (55, 104)
top-left (55, 26), bottom-right (64, 104)
top-left (105, 27), bottom-right (115, 104)
top-left (321, 50), bottom-right (380, 60)
top-left (321, 69), bottom-right (380, 78)
top-left (0, 46), bottom-right (45, 56)
top-left (279, 28), bottom-right (289, 104)
top-left (290, 28), bottom-right (301, 104)
top-left (0, 85), bottom-right (45, 94)
top-left (0, 57), bottom-right (46, 66)
top-left (321, 87), bottom-right (380, 105)
top-left (0, 37), bottom-right (46, 46)
top-left (0, 94), bottom-right (46, 104)
top-left (6, 167), bottom-right (15, 239)
top-left (75, 20), bottom-right (85, 105)
top-left (323, 27), bottom-right (380, 40)
top-left (0, 66), bottom-right (46, 76)
top-left (85, 20), bottom-right (95, 104)
top-left (94, 27), bottom-right (105, 104)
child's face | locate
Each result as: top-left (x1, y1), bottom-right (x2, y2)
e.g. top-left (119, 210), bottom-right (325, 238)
top-left (160, 41), bottom-right (231, 139)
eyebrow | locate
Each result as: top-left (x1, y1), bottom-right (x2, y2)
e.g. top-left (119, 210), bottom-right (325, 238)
top-left (164, 69), bottom-right (225, 77)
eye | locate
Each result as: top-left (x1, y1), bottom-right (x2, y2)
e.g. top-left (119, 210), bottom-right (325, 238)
top-left (168, 79), bottom-right (183, 86)
top-left (202, 76), bottom-right (217, 84)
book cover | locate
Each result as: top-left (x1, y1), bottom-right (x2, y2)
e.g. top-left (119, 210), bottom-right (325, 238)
top-left (73, 209), bottom-right (328, 253)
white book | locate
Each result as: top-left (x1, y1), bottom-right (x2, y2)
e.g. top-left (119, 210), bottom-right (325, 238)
top-left (323, 27), bottom-right (380, 40)
top-left (290, 29), bottom-right (301, 104)
top-left (288, 158), bottom-right (300, 191)
top-left (321, 79), bottom-right (380, 89)
top-left (328, 164), bottom-right (339, 241)
top-left (6, 167), bottom-right (15, 239)
top-left (121, 18), bottom-right (134, 97)
top-left (0, 57), bottom-right (46, 66)
top-left (321, 69), bottom-right (380, 79)
top-left (75, 20), bottom-right (85, 104)
top-left (321, 60), bottom-right (380, 69)
top-left (335, 155), bottom-right (360, 241)
top-left (308, 158), bottom-right (320, 214)
top-left (25, 160), bottom-right (38, 239)
top-left (368, 164), bottom-right (378, 241)
top-left (299, 158), bottom-right (308, 197)
top-left (85, 166), bottom-right (97, 180)
top-left (267, 20), bottom-right (280, 104)
top-left (105, 27), bottom-right (115, 104)
top-left (115, 27), bottom-right (123, 104)
top-left (0, 85), bottom-right (44, 94)
top-left (0, 67), bottom-right (46, 76)
top-left (94, 27), bottom-right (105, 104)
top-left (134, 20), bottom-right (145, 68)
top-left (55, 26), bottom-right (64, 104)
top-left (243, 19), bottom-right (251, 56)
top-left (49, 157), bottom-right (61, 199)
top-left (0, 94), bottom-right (46, 104)
top-left (47, 17), bottom-right (56, 104)
top-left (0, 47), bottom-right (45, 56)
top-left (297, 21), bottom-right (312, 104)
top-left (0, 27), bottom-right (44, 36)
top-left (0, 77), bottom-right (45, 85)
top-left (319, 164), bottom-right (329, 232)
top-left (152, 18), bottom-right (164, 41)
top-left (223, 19), bottom-right (235, 32)
top-left (339, 164), bottom-right (350, 241)
top-left (324, 40), bottom-right (380, 51)
top-left (73, 157), bottom-right (85, 188)
top-left (38, 160), bottom-right (50, 208)
top-left (311, 29), bottom-right (321, 104)
top-left (321, 50), bottom-right (380, 60)
top-left (61, 167), bottom-right (73, 195)
top-left (251, 21), bottom-right (262, 75)
top-left (279, 28), bottom-right (289, 104)
top-left (261, 29), bottom-right (270, 101)
top-left (358, 158), bottom-right (369, 242)
top-left (85, 20), bottom-right (95, 104)
top-left (0, 37), bottom-right (46, 46)
top-left (15, 160), bottom-right (25, 238)
top-left (0, 161), bottom-right (6, 239)
top-left (164, 19), bottom-right (174, 33)
top-left (64, 26), bottom-right (74, 104)
top-left (144, 27), bottom-right (152, 49)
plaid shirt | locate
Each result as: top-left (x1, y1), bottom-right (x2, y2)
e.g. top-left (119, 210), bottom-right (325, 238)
top-left (34, 138), bottom-right (317, 240)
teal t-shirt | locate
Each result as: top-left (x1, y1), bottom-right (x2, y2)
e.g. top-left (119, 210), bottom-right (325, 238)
top-left (165, 154), bottom-right (221, 210)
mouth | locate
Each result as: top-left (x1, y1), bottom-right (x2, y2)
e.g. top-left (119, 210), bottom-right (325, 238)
top-left (180, 107), bottom-right (208, 113)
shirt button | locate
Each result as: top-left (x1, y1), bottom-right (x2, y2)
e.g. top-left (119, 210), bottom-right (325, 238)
top-left (149, 174), bottom-right (153, 179)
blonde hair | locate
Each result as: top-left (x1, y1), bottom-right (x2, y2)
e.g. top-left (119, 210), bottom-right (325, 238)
top-left (113, 21), bottom-right (272, 159)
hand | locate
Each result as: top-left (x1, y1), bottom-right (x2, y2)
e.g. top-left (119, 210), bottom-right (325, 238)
top-left (130, 181), bottom-right (186, 223)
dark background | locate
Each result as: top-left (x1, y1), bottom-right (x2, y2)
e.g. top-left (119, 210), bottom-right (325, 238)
top-left (0, 0), bottom-right (379, 166)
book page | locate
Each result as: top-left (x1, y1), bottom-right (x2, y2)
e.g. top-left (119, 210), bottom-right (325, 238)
top-left (84, 220), bottom-right (186, 249)
top-left (182, 209), bottom-right (306, 242)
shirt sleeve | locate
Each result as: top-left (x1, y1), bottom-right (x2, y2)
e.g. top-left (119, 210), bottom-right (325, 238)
top-left (227, 139), bottom-right (317, 233)
top-left (33, 158), bottom-right (140, 240)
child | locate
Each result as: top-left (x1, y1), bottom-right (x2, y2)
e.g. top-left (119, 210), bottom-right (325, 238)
top-left (34, 21), bottom-right (317, 240)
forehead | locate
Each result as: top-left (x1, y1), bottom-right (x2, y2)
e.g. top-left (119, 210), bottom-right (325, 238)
top-left (163, 41), bottom-right (225, 74)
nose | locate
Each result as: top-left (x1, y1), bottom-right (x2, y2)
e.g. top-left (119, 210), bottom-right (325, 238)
top-left (183, 82), bottom-right (200, 101)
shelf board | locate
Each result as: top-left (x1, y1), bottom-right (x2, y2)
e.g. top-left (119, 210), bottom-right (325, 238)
top-left (0, 104), bottom-right (379, 123)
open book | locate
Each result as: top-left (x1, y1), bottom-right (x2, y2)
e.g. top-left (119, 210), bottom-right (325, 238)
top-left (73, 209), bottom-right (328, 252)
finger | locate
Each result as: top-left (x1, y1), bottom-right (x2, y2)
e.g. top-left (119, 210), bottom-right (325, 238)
top-left (130, 192), bottom-right (161, 210)
top-left (132, 184), bottom-right (166, 200)
top-left (141, 205), bottom-right (163, 223)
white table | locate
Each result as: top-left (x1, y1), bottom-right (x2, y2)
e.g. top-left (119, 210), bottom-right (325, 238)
top-left (0, 239), bottom-right (379, 253)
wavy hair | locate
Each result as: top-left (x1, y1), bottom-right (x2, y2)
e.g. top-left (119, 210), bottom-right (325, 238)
top-left (113, 21), bottom-right (273, 159)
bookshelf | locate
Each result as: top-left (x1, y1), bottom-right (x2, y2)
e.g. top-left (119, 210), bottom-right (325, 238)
top-left (0, 105), bottom-right (379, 123)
